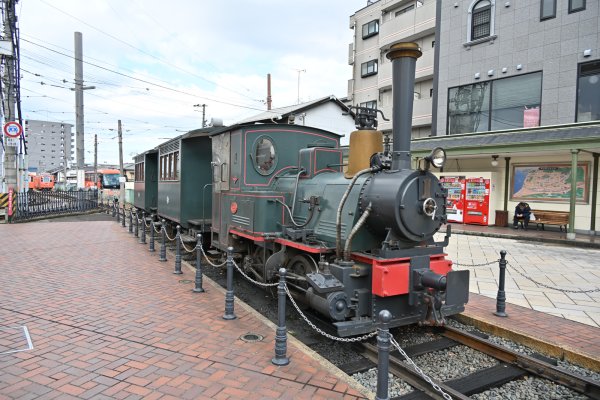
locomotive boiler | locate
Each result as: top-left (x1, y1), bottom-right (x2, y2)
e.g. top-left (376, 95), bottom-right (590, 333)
top-left (208, 42), bottom-right (470, 336)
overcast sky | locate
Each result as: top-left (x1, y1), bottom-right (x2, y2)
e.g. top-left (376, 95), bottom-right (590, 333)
top-left (18, 0), bottom-right (368, 165)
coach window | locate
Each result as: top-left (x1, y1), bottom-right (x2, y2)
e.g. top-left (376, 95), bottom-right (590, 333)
top-left (253, 136), bottom-right (277, 176)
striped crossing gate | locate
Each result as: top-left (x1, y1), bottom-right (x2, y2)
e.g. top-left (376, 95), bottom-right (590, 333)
top-left (0, 190), bottom-right (16, 223)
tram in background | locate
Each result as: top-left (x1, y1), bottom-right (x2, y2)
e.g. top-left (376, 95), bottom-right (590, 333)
top-left (28, 173), bottom-right (55, 191)
top-left (85, 169), bottom-right (121, 202)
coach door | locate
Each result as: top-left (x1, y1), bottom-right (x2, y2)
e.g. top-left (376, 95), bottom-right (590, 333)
top-left (211, 132), bottom-right (230, 247)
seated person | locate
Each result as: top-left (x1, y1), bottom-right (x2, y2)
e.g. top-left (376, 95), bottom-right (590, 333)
top-left (513, 202), bottom-right (531, 229)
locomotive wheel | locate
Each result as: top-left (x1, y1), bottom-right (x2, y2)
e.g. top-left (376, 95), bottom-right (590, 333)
top-left (286, 254), bottom-right (317, 289)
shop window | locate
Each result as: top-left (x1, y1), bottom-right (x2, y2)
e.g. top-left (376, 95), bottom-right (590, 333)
top-left (362, 20), bottom-right (379, 39)
top-left (448, 72), bottom-right (542, 134)
top-left (576, 60), bottom-right (600, 122)
top-left (361, 60), bottom-right (378, 78)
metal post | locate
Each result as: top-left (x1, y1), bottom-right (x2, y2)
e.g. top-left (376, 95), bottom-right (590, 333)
top-left (223, 247), bottom-right (236, 320)
top-left (193, 234), bottom-right (205, 292)
top-left (149, 218), bottom-right (155, 252)
top-left (140, 211), bottom-right (147, 244)
top-left (494, 250), bottom-right (508, 317)
top-left (128, 209), bottom-right (133, 234)
top-left (134, 210), bottom-right (139, 238)
top-left (376, 310), bottom-right (392, 400)
top-left (272, 268), bottom-right (290, 366)
top-left (121, 207), bottom-right (126, 228)
top-left (159, 219), bottom-right (167, 262)
top-left (112, 201), bottom-right (116, 218)
top-left (174, 225), bottom-right (182, 275)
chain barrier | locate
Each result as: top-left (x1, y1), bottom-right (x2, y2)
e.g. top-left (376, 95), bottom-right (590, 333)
top-left (232, 260), bottom-right (279, 288)
top-left (506, 262), bottom-right (600, 294)
top-left (153, 224), bottom-right (162, 234)
top-left (179, 236), bottom-right (197, 254)
top-left (200, 246), bottom-right (227, 268)
top-left (453, 259), bottom-right (498, 268)
top-left (164, 228), bottom-right (177, 242)
top-left (389, 336), bottom-right (453, 400)
top-left (283, 284), bottom-right (377, 343)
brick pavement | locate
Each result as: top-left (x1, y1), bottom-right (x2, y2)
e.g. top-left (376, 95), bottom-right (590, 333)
top-left (0, 220), bottom-right (369, 399)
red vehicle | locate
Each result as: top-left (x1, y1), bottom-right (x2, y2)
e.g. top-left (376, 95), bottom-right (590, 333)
top-left (28, 173), bottom-right (55, 191)
top-left (85, 169), bottom-right (121, 202)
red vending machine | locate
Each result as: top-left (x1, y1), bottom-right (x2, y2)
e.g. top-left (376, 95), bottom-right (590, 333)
top-left (464, 178), bottom-right (491, 225)
top-left (440, 176), bottom-right (465, 223)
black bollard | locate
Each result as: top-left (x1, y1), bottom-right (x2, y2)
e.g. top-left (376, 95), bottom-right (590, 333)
top-left (121, 207), bottom-right (126, 228)
top-left (272, 268), bottom-right (290, 366)
top-left (112, 201), bottom-right (116, 218)
top-left (115, 203), bottom-right (119, 221)
top-left (128, 209), bottom-right (133, 234)
top-left (140, 211), bottom-right (147, 244)
top-left (149, 218), bottom-right (156, 252)
top-left (193, 234), bottom-right (205, 292)
top-left (134, 211), bottom-right (139, 238)
top-left (376, 310), bottom-right (392, 400)
top-left (494, 250), bottom-right (508, 317)
top-left (159, 220), bottom-right (167, 262)
top-left (223, 247), bottom-right (237, 320)
top-left (173, 226), bottom-right (182, 275)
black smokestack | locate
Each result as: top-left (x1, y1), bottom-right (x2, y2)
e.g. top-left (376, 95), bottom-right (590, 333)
top-left (386, 43), bottom-right (422, 170)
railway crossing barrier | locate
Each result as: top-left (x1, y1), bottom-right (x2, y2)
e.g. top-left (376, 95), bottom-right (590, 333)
top-left (174, 226), bottom-right (182, 275)
top-left (159, 219), bottom-right (167, 262)
top-left (223, 247), bottom-right (237, 320)
top-left (376, 310), bottom-right (392, 400)
top-left (272, 268), bottom-right (289, 366)
top-left (193, 234), bottom-right (205, 292)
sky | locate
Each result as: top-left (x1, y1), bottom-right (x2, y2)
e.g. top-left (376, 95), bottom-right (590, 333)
top-left (17, 0), bottom-right (368, 165)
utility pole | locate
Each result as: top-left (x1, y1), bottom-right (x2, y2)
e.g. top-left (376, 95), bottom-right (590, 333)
top-left (61, 123), bottom-right (67, 186)
top-left (296, 69), bottom-right (305, 104)
top-left (93, 133), bottom-right (97, 184)
top-left (73, 32), bottom-right (95, 183)
top-left (118, 120), bottom-right (124, 206)
top-left (1, 0), bottom-right (17, 194)
top-left (193, 104), bottom-right (207, 128)
top-left (267, 73), bottom-right (272, 110)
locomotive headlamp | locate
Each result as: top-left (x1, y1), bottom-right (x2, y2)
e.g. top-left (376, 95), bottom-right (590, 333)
top-left (424, 147), bottom-right (446, 169)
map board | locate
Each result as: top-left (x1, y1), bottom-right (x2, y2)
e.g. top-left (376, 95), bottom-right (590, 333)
top-left (511, 163), bottom-right (589, 203)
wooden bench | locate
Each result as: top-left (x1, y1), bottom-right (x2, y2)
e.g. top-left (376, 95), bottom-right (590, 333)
top-left (531, 209), bottom-right (570, 232)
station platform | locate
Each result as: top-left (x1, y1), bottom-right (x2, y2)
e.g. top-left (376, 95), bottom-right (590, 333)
top-left (0, 218), bottom-right (368, 399)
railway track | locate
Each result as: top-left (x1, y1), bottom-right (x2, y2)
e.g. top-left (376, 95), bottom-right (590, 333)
top-left (342, 325), bottom-right (600, 399)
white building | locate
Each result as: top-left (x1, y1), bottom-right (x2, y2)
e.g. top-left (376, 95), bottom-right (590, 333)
top-left (348, 0), bottom-right (435, 138)
top-left (24, 120), bottom-right (74, 172)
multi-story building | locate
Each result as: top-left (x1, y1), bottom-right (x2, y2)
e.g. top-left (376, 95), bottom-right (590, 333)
top-left (24, 120), bottom-right (74, 172)
top-left (435, 0), bottom-right (599, 135)
top-left (348, 0), bottom-right (436, 138)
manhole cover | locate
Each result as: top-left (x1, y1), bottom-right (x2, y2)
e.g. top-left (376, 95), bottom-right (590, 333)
top-left (179, 279), bottom-right (193, 284)
top-left (240, 333), bottom-right (264, 343)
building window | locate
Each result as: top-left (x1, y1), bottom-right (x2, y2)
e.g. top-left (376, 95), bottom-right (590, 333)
top-left (471, 0), bottom-right (491, 41)
top-left (362, 20), bottom-right (379, 39)
top-left (540, 0), bottom-right (557, 20)
top-left (447, 72), bottom-right (542, 135)
top-left (359, 100), bottom-right (377, 109)
top-left (576, 60), bottom-right (600, 122)
top-left (361, 60), bottom-right (378, 77)
top-left (569, 0), bottom-right (585, 13)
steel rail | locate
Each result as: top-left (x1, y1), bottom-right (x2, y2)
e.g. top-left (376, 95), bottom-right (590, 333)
top-left (441, 326), bottom-right (600, 400)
